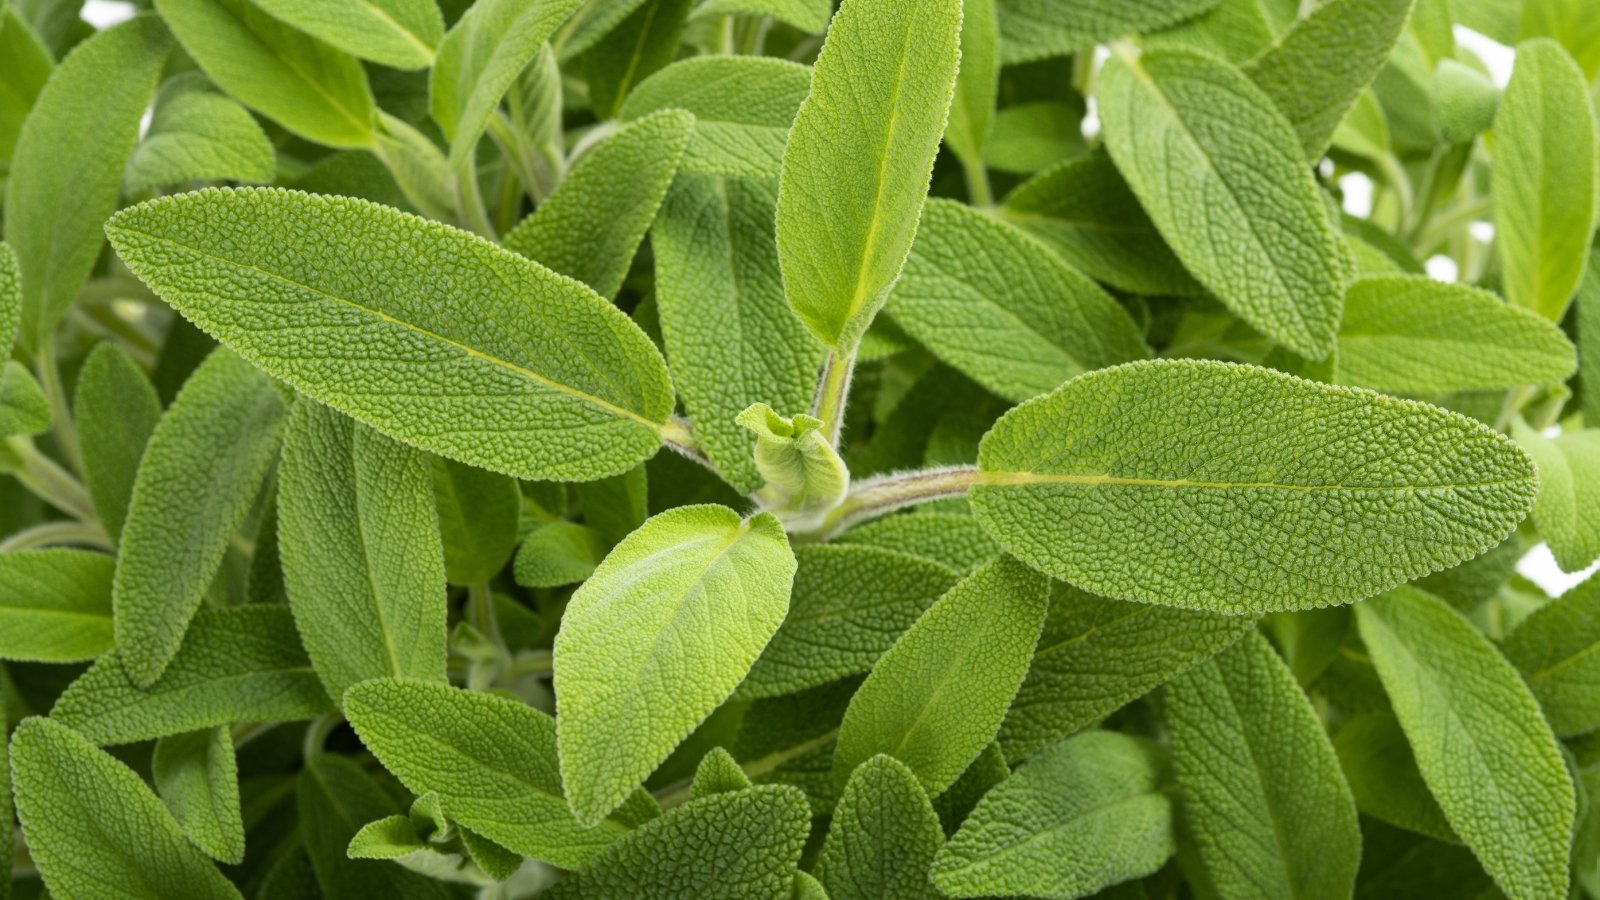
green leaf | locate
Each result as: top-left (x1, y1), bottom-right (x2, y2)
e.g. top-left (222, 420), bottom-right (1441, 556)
top-left (1580, 249), bottom-right (1600, 428)
top-left (996, 0), bottom-right (1218, 64)
top-left (688, 0), bottom-right (831, 33)
top-left (970, 360), bottom-right (1538, 613)
top-left (124, 73), bottom-right (277, 195)
top-left (1166, 631), bottom-right (1361, 899)
top-left (1335, 275), bottom-right (1576, 394)
top-left (775, 0), bottom-right (963, 353)
top-left (1241, 0), bottom-right (1415, 159)
top-left (503, 109), bottom-right (692, 301)
top-left (544, 786), bottom-right (810, 900)
top-left (1150, 0), bottom-right (1302, 61)
top-left (818, 755), bottom-right (943, 900)
top-left (575, 465), bottom-right (649, 545)
top-left (0, 360), bottom-right (48, 437)
top-left (742, 544), bottom-right (959, 699)
top-left (930, 730), bottom-right (1174, 899)
top-left (152, 727), bottom-right (245, 864)
top-left (0, 9), bottom-right (52, 166)
top-left (553, 0), bottom-right (650, 60)
top-left (73, 343), bottom-right (162, 542)
top-left (279, 402), bottom-right (449, 702)
top-left (690, 747), bottom-right (753, 801)
top-left (0, 242), bottom-right (17, 350)
top-left (1099, 47), bottom-right (1349, 359)
top-left (886, 199), bottom-right (1148, 403)
top-left (248, 0), bottom-right (443, 70)
top-left (981, 100), bottom-right (1084, 175)
top-left (554, 505), bottom-right (796, 825)
top-left (1332, 710), bottom-right (1456, 843)
top-left (834, 512), bottom-right (998, 572)
top-left (1000, 582), bottom-right (1254, 761)
top-left (1502, 572), bottom-right (1600, 737)
top-left (944, 0), bottom-right (997, 168)
top-left (0, 678), bottom-right (10, 897)
top-left (514, 521), bottom-right (606, 588)
top-left (1521, 0), bottom-right (1600, 86)
top-left (51, 606), bottom-right (334, 745)
top-left (10, 717), bottom-right (242, 899)
top-left (430, 455), bottom-right (520, 585)
top-left (298, 754), bottom-right (452, 900)
top-left (114, 348), bottom-right (289, 687)
top-left (105, 187), bottom-right (677, 482)
top-left (3, 14), bottom-right (168, 350)
top-left (1354, 586), bottom-right (1576, 900)
top-left (1434, 57), bottom-right (1500, 143)
top-left (0, 549), bottom-right (114, 663)
top-left (653, 173), bottom-right (822, 491)
top-left (154, 0), bottom-right (376, 149)
top-left (737, 404), bottom-right (851, 524)
top-left (833, 557), bottom-right (1047, 796)
top-left (431, 0), bottom-right (585, 168)
top-left (1512, 422), bottom-right (1600, 572)
top-left (343, 677), bottom-right (650, 869)
top-left (581, 0), bottom-right (693, 119)
top-left (620, 56), bottom-right (812, 179)
top-left (1493, 38), bottom-right (1599, 321)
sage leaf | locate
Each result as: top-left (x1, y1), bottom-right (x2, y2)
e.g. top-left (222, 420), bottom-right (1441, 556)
top-left (1331, 710), bottom-right (1456, 843)
top-left (581, 0), bottom-right (693, 119)
top-left (1512, 421), bottom-right (1600, 573)
top-left (0, 549), bottom-right (114, 663)
top-left (689, 747), bottom-right (752, 801)
top-left (514, 521), bottom-right (606, 588)
top-left (996, 0), bottom-right (1219, 64)
top-left (944, 0), bottom-right (998, 171)
top-left (298, 753), bottom-right (453, 900)
top-left (73, 343), bottom-right (162, 542)
top-left (0, 361), bottom-right (48, 437)
top-left (430, 454), bottom-right (520, 585)
top-left (248, 0), bottom-right (443, 70)
top-left (689, 0), bottom-right (831, 33)
top-left (152, 727), bottom-right (245, 864)
top-left (1502, 572), bottom-right (1600, 737)
top-left (818, 755), bottom-right (943, 900)
top-left (835, 512), bottom-right (998, 572)
top-left (123, 73), bottom-right (277, 195)
top-left (0, 9), bottom-right (51, 166)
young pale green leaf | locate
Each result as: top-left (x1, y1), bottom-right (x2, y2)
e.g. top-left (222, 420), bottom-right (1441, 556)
top-left (887, 199), bottom-right (1148, 402)
top-left (52, 606), bottom-right (334, 745)
top-left (619, 56), bottom-right (812, 179)
top-left (343, 678), bottom-right (652, 869)
top-left (503, 109), bottom-right (692, 300)
top-left (970, 360), bottom-right (1538, 613)
top-left (582, 0), bottom-right (693, 119)
top-left (514, 521), bottom-right (606, 588)
top-left (152, 727), bottom-right (244, 864)
top-left (1502, 572), bottom-right (1600, 737)
top-left (1493, 38), bottom-right (1599, 321)
top-left (432, 0), bottom-right (585, 167)
top-left (106, 188), bottom-right (677, 482)
top-left (1512, 422), bottom-right (1600, 572)
top-left (248, 0), bottom-right (443, 69)
top-left (931, 730), bottom-right (1174, 898)
top-left (689, 0), bottom-right (831, 33)
top-left (1581, 250), bottom-right (1600, 427)
top-left (738, 404), bottom-right (851, 523)
top-left (775, 0), bottom-right (963, 353)
top-left (833, 557), bottom-right (1047, 796)
top-left (10, 717), bottom-right (243, 900)
top-left (545, 786), bottom-right (809, 899)
top-left (555, 505), bottom-right (796, 825)
top-left (154, 0), bottom-right (376, 149)
top-left (298, 754), bottom-right (453, 900)
top-left (0, 9), bottom-right (51, 166)
top-left (74, 343), bottom-right (162, 542)
top-left (1100, 47), bottom-right (1349, 359)
top-left (741, 544), bottom-right (960, 699)
top-left (279, 402), bottom-right (449, 702)
top-left (1167, 632), bottom-right (1361, 900)
top-left (1335, 275), bottom-right (1576, 394)
top-left (690, 747), bottom-right (753, 801)
top-left (835, 512), bottom-right (998, 572)
top-left (818, 755), bottom-right (943, 900)
top-left (1000, 582), bottom-right (1254, 761)
top-left (1434, 58), bottom-right (1500, 142)
top-left (4, 15), bottom-right (167, 350)
top-left (0, 549), bottom-right (114, 663)
top-left (1331, 710), bottom-right (1456, 843)
top-left (1241, 0), bottom-right (1414, 159)
top-left (124, 73), bottom-right (277, 195)
top-left (995, 0), bottom-right (1219, 64)
top-left (1355, 586), bottom-right (1576, 900)
top-left (0, 360), bottom-right (48, 437)
top-left (430, 455), bottom-right (520, 585)
top-left (944, 0), bottom-right (997, 170)
top-left (653, 173), bottom-right (822, 491)
top-left (115, 348), bottom-right (288, 687)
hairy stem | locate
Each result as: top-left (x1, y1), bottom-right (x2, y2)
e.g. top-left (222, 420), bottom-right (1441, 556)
top-left (5, 437), bottom-right (96, 523)
top-left (809, 465), bottom-right (982, 539)
top-left (810, 350), bottom-right (856, 447)
top-left (0, 520), bottom-right (111, 553)
top-left (37, 343), bottom-right (84, 477)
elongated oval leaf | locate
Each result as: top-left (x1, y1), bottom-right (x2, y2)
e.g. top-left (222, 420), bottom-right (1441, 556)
top-left (123, 73), bottom-right (277, 195)
top-left (105, 187), bottom-right (677, 482)
top-left (818, 755), bottom-right (943, 900)
top-left (1355, 586), bottom-right (1575, 900)
top-left (689, 0), bottom-right (831, 33)
top-left (115, 348), bottom-right (288, 686)
top-left (1099, 47), bottom-right (1349, 359)
top-left (945, 0), bottom-right (998, 169)
top-left (1502, 571), bottom-right (1600, 737)
top-left (996, 0), bottom-right (1219, 64)
top-left (297, 754), bottom-right (453, 900)
top-left (10, 717), bottom-right (243, 900)
top-left (249, 0), bottom-right (443, 69)
top-left (971, 360), bottom-right (1538, 613)
top-left (0, 10), bottom-right (52, 167)
top-left (0, 549), bottom-right (114, 663)
top-left (152, 727), bottom-right (244, 864)
top-left (1512, 423), bottom-right (1600, 573)
top-left (554, 505), bottom-right (796, 825)
top-left (430, 454), bottom-right (520, 585)
top-left (74, 343), bottom-right (162, 542)
top-left (775, 0), bottom-right (963, 352)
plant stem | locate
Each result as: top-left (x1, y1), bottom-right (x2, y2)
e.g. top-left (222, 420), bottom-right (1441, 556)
top-left (5, 437), bottom-right (96, 522)
top-left (810, 350), bottom-right (855, 447)
top-left (962, 155), bottom-right (994, 208)
top-left (0, 520), bottom-right (111, 552)
top-left (36, 343), bottom-right (83, 477)
top-left (455, 159), bottom-right (497, 240)
top-left (809, 465), bottom-right (982, 538)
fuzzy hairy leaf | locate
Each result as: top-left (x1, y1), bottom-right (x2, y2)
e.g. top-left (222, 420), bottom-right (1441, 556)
top-left (835, 512), bottom-right (998, 572)
top-left (73, 343), bottom-right (162, 541)
top-left (124, 73), bottom-right (276, 195)
top-left (248, 0), bottom-right (442, 70)
top-left (0, 361), bottom-right (48, 436)
top-left (298, 753), bottom-right (452, 900)
top-left (0, 549), bottom-right (114, 663)
top-left (1331, 710), bottom-right (1456, 843)
top-left (945, 0), bottom-right (997, 169)
top-left (689, 0), bottom-right (831, 32)
top-left (582, 0), bottom-right (692, 119)
top-left (996, 0), bottom-right (1219, 64)
top-left (106, 187), bottom-right (677, 482)
top-left (970, 360), bottom-right (1538, 613)
top-left (1502, 572), bottom-right (1600, 737)
top-left (152, 727), bottom-right (244, 864)
top-left (0, 10), bottom-right (51, 166)
top-left (690, 747), bottom-right (752, 800)
top-left (515, 521), bottom-right (606, 588)
top-left (1512, 422), bottom-right (1600, 573)
top-left (430, 454), bottom-right (520, 585)
top-left (818, 755), bottom-right (943, 900)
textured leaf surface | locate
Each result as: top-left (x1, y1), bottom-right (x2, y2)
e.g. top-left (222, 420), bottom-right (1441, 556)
top-left (115, 349), bottom-right (288, 686)
top-left (835, 512), bottom-right (998, 572)
top-left (742, 544), bottom-right (958, 699)
top-left (124, 73), bottom-right (276, 195)
top-left (4, 15), bottom-right (168, 350)
top-left (689, 0), bottom-right (831, 32)
top-left (970, 360), bottom-right (1538, 613)
top-left (430, 454), bottom-right (520, 585)
top-left (555, 505), bottom-right (796, 825)
top-left (1099, 47), bottom-right (1348, 358)
top-left (10, 717), bottom-right (242, 899)
top-left (503, 109), bottom-right (692, 300)
top-left (689, 747), bottom-right (752, 800)
top-left (1513, 422), bottom-right (1600, 572)
top-left (0, 549), bottom-right (114, 663)
top-left (887, 199), bottom-right (1147, 402)
top-left (582, 0), bottom-right (693, 119)
top-left (833, 557), bottom-right (1047, 796)
top-left (996, 0), bottom-right (1218, 64)
top-left (818, 755), bottom-right (943, 900)
top-left (515, 521), bottom-right (606, 588)
top-left (74, 343), bottom-right (162, 541)
top-left (279, 402), bottom-right (448, 703)
top-left (944, 0), bottom-right (997, 168)
top-left (1502, 572), bottom-right (1600, 737)
top-left (1331, 710), bottom-right (1456, 843)
top-left (0, 360), bottom-right (48, 436)
top-left (152, 727), bottom-right (244, 864)
top-left (248, 0), bottom-right (442, 69)
top-left (52, 606), bottom-right (333, 745)
top-left (775, 0), bottom-right (962, 352)
top-left (0, 10), bottom-right (51, 167)
top-left (930, 730), bottom-right (1173, 898)
top-left (1355, 586), bottom-right (1575, 900)
top-left (1167, 632), bottom-right (1360, 900)
top-left (106, 187), bottom-right (676, 482)
top-left (297, 753), bottom-right (452, 900)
